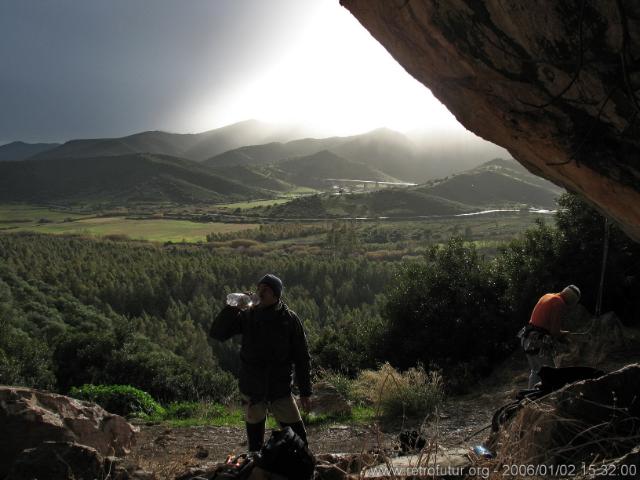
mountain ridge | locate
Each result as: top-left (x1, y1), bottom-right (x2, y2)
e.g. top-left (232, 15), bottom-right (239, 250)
top-left (10, 121), bottom-right (509, 184)
top-left (28, 120), bottom-right (288, 162)
top-left (0, 141), bottom-right (61, 161)
top-left (0, 153), bottom-right (266, 205)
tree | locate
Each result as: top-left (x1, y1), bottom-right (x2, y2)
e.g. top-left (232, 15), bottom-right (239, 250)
top-left (495, 193), bottom-right (640, 326)
top-left (381, 238), bottom-right (508, 376)
top-left (554, 193), bottom-right (640, 322)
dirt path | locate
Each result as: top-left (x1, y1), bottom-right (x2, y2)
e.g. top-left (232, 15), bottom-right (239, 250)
top-left (127, 329), bottom-right (640, 478)
top-left (128, 389), bottom-right (515, 479)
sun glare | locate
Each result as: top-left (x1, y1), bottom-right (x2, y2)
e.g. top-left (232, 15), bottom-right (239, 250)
top-left (189, 0), bottom-right (464, 137)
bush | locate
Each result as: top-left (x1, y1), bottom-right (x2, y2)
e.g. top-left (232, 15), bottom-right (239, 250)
top-left (493, 219), bottom-right (562, 329)
top-left (53, 332), bottom-right (118, 393)
top-left (163, 401), bottom-right (225, 420)
top-left (54, 333), bottom-right (238, 403)
top-left (316, 368), bottom-right (354, 402)
top-left (354, 363), bottom-right (444, 420)
top-left (495, 193), bottom-right (640, 327)
top-left (105, 344), bottom-right (238, 403)
top-left (381, 237), bottom-right (509, 375)
top-left (69, 384), bottom-right (165, 418)
top-left (0, 327), bottom-right (54, 390)
top-left (163, 401), bottom-right (199, 419)
top-left (229, 239), bottom-right (261, 248)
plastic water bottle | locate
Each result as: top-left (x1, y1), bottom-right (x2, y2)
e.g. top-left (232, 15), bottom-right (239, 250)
top-left (473, 445), bottom-right (494, 458)
top-left (226, 293), bottom-right (259, 308)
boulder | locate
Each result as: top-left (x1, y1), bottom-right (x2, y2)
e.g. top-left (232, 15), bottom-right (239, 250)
top-left (490, 364), bottom-right (640, 466)
top-left (6, 441), bottom-right (155, 480)
top-left (306, 381), bottom-right (351, 417)
top-left (0, 386), bottom-right (138, 477)
top-left (6, 441), bottom-right (105, 480)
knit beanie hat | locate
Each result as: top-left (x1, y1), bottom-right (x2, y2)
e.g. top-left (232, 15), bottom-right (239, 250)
top-left (562, 284), bottom-right (581, 305)
top-left (258, 273), bottom-right (283, 298)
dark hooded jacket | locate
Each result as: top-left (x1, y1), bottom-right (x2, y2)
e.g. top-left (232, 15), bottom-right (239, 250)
top-left (210, 301), bottom-right (312, 402)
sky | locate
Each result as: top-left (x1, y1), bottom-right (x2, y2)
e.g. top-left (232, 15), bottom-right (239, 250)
top-left (0, 0), bottom-right (468, 144)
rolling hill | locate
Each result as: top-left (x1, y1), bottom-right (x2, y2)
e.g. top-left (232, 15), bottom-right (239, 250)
top-left (329, 128), bottom-right (427, 181)
top-left (419, 158), bottom-right (562, 207)
top-left (262, 188), bottom-right (471, 219)
top-left (208, 149), bottom-right (402, 191)
top-left (203, 136), bottom-right (353, 168)
top-left (16, 120), bottom-right (510, 185)
top-left (207, 165), bottom-right (294, 192)
top-left (205, 127), bottom-right (506, 183)
top-left (264, 150), bottom-right (400, 189)
top-left (28, 120), bottom-right (291, 162)
top-left (204, 129), bottom-right (427, 181)
top-left (0, 153), bottom-right (266, 205)
top-left (205, 142), bottom-right (296, 168)
top-left (0, 141), bottom-right (60, 161)
top-left (261, 158), bottom-right (563, 218)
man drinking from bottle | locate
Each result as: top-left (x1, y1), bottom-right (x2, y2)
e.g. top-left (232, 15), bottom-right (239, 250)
top-left (210, 273), bottom-right (312, 452)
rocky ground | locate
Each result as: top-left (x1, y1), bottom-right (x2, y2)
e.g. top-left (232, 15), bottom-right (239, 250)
top-left (128, 396), bottom-right (507, 478)
top-left (127, 323), bottom-right (640, 479)
top-left (127, 364), bottom-right (524, 479)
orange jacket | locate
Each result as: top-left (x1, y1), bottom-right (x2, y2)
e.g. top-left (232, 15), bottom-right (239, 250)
top-left (528, 293), bottom-right (567, 338)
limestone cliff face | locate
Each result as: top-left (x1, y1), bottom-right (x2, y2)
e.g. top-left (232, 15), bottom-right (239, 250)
top-left (341, 0), bottom-right (640, 240)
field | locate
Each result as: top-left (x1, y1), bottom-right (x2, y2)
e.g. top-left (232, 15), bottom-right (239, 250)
top-left (214, 198), bottom-right (293, 209)
top-left (0, 205), bottom-right (260, 243)
top-left (0, 203), bottom-right (552, 248)
top-left (0, 204), bottom-right (91, 223)
top-left (214, 188), bottom-right (319, 210)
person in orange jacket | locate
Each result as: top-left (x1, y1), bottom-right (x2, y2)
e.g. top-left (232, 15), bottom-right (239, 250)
top-left (519, 285), bottom-right (581, 388)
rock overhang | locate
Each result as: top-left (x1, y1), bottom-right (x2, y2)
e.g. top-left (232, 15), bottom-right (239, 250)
top-left (341, 0), bottom-right (640, 241)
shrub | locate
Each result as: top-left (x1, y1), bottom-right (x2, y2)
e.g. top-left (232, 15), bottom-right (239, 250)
top-left (353, 363), bottom-right (444, 420)
top-left (364, 250), bottom-right (407, 261)
top-left (229, 239), bottom-right (261, 248)
top-left (69, 384), bottom-right (165, 418)
top-left (53, 332), bottom-right (239, 403)
top-left (0, 328), bottom-right (55, 389)
top-left (315, 368), bottom-right (353, 402)
top-left (163, 401), bottom-right (199, 419)
top-left (163, 401), bottom-right (225, 420)
top-left (382, 237), bottom-right (509, 375)
top-left (53, 332), bottom-right (118, 393)
top-left (105, 346), bottom-right (238, 403)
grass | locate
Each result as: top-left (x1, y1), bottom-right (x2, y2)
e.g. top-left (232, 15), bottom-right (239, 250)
top-left (354, 363), bottom-right (445, 421)
top-left (157, 406), bottom-right (246, 427)
top-left (283, 187), bottom-right (319, 195)
top-left (0, 204), bottom-right (260, 242)
top-left (301, 406), bottom-right (375, 426)
top-left (0, 203), bottom-right (90, 223)
top-left (149, 401), bottom-right (375, 428)
top-left (214, 187), bottom-right (318, 210)
top-left (9, 218), bottom-right (260, 243)
top-left (215, 198), bottom-right (293, 209)
top-left (0, 203), bottom-right (554, 252)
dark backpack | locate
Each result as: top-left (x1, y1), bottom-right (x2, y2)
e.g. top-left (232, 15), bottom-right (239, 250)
top-left (257, 427), bottom-right (315, 480)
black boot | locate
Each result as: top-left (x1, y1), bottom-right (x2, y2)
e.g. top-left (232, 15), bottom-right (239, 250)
top-left (246, 419), bottom-right (265, 452)
top-left (280, 420), bottom-right (308, 446)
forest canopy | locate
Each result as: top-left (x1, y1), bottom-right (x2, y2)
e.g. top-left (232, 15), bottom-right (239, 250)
top-left (1, 193), bottom-right (638, 400)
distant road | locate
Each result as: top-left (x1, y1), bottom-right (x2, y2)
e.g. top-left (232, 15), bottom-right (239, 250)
top-left (325, 178), bottom-right (418, 186)
top-left (168, 208), bottom-right (555, 224)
